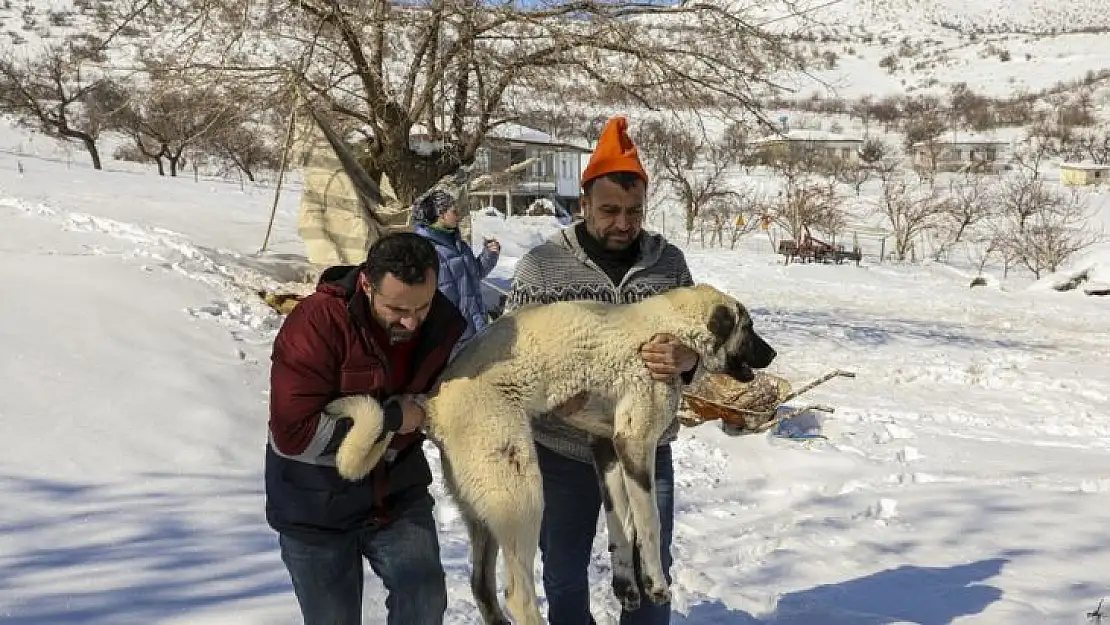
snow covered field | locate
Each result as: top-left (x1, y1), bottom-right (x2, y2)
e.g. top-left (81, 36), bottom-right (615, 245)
top-left (2, 136), bottom-right (1110, 625)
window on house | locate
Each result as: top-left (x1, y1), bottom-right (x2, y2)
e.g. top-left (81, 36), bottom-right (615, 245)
top-left (475, 148), bottom-right (490, 172)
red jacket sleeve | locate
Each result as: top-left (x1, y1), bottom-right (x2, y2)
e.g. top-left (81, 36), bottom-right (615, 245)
top-left (269, 297), bottom-right (343, 456)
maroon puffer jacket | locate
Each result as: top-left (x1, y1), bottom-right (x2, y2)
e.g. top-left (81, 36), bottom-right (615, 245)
top-left (265, 264), bottom-right (465, 539)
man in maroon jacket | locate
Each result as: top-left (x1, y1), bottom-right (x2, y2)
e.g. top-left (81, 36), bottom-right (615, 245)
top-left (265, 232), bottom-right (466, 625)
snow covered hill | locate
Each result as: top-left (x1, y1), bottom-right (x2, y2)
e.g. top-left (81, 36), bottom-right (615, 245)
top-left (1, 118), bottom-right (1110, 624)
top-left (5, 0), bottom-right (1110, 103)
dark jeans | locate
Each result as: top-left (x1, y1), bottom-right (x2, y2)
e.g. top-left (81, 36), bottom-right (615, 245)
top-left (537, 442), bottom-right (676, 625)
top-left (278, 492), bottom-right (447, 625)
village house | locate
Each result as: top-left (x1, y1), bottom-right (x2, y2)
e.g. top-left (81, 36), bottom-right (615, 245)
top-left (751, 128), bottom-right (865, 166)
top-left (413, 122), bottom-right (593, 217)
top-left (1060, 161), bottom-right (1110, 187)
top-left (911, 130), bottom-right (1009, 173)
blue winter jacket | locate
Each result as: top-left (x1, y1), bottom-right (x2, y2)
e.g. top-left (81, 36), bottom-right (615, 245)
top-left (415, 223), bottom-right (499, 343)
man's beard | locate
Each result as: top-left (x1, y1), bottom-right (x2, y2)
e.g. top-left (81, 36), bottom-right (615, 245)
top-left (388, 325), bottom-right (416, 343)
top-left (602, 231), bottom-right (638, 250)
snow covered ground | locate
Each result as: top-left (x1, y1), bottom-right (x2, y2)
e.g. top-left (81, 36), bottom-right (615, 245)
top-left (2, 138), bottom-right (1110, 625)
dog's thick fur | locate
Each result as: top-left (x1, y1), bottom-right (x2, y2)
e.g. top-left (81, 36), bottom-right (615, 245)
top-left (325, 283), bottom-right (776, 624)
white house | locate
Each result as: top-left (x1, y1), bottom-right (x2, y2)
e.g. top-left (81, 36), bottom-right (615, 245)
top-left (464, 123), bottom-right (593, 216)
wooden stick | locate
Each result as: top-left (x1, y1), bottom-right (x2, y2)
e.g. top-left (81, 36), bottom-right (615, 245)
top-left (260, 97), bottom-right (298, 255)
top-left (778, 369), bottom-right (856, 404)
top-left (682, 368), bottom-right (856, 429)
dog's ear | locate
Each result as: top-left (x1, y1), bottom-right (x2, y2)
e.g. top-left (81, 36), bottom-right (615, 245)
top-left (707, 304), bottom-right (737, 351)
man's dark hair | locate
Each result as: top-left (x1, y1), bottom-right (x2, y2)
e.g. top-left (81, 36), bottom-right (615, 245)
top-left (362, 232), bottom-right (439, 289)
top-left (582, 171), bottom-right (645, 196)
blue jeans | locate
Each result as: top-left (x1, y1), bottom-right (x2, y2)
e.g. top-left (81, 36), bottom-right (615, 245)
top-left (537, 442), bottom-right (675, 625)
top-left (278, 492), bottom-right (447, 625)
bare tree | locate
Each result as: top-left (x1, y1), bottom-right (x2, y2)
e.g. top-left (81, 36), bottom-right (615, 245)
top-left (963, 231), bottom-right (1006, 278)
top-left (769, 152), bottom-right (845, 259)
top-left (114, 71), bottom-right (236, 176)
top-left (0, 38), bottom-right (126, 169)
top-left (194, 81), bottom-right (290, 181)
top-left (1066, 129), bottom-right (1110, 164)
top-left (728, 193), bottom-right (769, 250)
top-left (697, 185), bottom-right (763, 249)
top-left (994, 171), bottom-right (1101, 279)
top-left (874, 168), bottom-right (949, 261)
top-left (136, 0), bottom-right (804, 207)
top-left (637, 118), bottom-right (743, 245)
top-left (203, 119), bottom-right (284, 182)
top-left (814, 197), bottom-right (848, 246)
top-left (1011, 194), bottom-right (1100, 279)
top-left (1021, 123), bottom-right (1070, 170)
top-left (934, 172), bottom-right (997, 261)
top-left (833, 161), bottom-right (867, 196)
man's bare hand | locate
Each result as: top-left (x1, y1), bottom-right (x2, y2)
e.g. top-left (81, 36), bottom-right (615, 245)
top-left (398, 396), bottom-right (427, 434)
top-left (639, 333), bottom-right (699, 382)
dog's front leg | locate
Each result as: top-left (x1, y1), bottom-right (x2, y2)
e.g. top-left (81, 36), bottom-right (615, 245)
top-left (611, 391), bottom-right (671, 606)
top-left (590, 437), bottom-right (641, 612)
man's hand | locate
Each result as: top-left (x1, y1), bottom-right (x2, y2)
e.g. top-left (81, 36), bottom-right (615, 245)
top-left (639, 333), bottom-right (699, 382)
top-left (398, 395), bottom-right (427, 434)
top-left (484, 238), bottom-right (501, 255)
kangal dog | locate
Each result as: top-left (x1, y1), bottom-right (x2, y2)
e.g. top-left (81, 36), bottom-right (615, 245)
top-left (325, 283), bottom-right (776, 624)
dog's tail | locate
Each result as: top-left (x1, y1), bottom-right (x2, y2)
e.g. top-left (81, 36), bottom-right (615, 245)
top-left (327, 395), bottom-right (394, 481)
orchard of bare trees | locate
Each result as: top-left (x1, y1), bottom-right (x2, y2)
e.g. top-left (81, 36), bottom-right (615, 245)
top-left (649, 124), bottom-right (1102, 280)
top-left (0, 4), bottom-right (292, 181)
top-left (0, 0), bottom-right (808, 200)
top-left (3, 0), bottom-right (804, 201)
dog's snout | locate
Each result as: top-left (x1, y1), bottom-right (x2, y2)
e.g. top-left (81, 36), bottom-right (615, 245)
top-left (723, 330), bottom-right (776, 383)
top-left (749, 331), bottom-right (776, 369)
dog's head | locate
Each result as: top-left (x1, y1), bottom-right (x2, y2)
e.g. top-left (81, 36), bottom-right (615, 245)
top-left (667, 284), bottom-right (777, 382)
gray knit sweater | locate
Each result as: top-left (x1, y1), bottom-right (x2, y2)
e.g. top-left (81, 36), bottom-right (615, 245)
top-left (505, 223), bottom-right (695, 463)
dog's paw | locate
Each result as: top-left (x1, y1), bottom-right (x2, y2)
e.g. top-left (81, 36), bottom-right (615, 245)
top-left (612, 575), bottom-right (641, 612)
top-left (641, 576), bottom-right (671, 605)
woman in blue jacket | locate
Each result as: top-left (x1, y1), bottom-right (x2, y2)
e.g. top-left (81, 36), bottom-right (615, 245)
top-left (412, 190), bottom-right (501, 344)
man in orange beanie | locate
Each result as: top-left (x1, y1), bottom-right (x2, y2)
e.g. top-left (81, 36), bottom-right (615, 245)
top-left (505, 115), bottom-right (700, 624)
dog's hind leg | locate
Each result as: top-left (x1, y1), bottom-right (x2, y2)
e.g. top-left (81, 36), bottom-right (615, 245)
top-left (464, 513), bottom-right (511, 625)
top-left (497, 514), bottom-right (544, 625)
top-left (591, 437), bottom-right (641, 612)
top-left (441, 453), bottom-right (510, 625)
top-left (432, 395), bottom-right (545, 625)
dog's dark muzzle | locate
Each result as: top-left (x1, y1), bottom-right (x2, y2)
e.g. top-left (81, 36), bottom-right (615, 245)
top-left (726, 330), bottom-right (777, 382)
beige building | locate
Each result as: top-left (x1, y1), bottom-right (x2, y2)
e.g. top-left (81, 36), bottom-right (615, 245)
top-left (752, 128), bottom-right (864, 166)
top-left (1060, 161), bottom-right (1110, 187)
top-left (912, 131), bottom-right (1009, 173)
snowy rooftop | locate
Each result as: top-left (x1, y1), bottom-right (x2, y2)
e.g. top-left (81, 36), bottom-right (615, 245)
top-left (752, 128), bottom-right (865, 144)
top-left (913, 130), bottom-right (1010, 147)
top-left (1061, 161), bottom-right (1110, 171)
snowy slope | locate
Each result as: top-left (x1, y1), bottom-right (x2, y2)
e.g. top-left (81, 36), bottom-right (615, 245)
top-left (5, 1), bottom-right (1110, 107)
top-left (2, 121), bottom-right (1110, 624)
